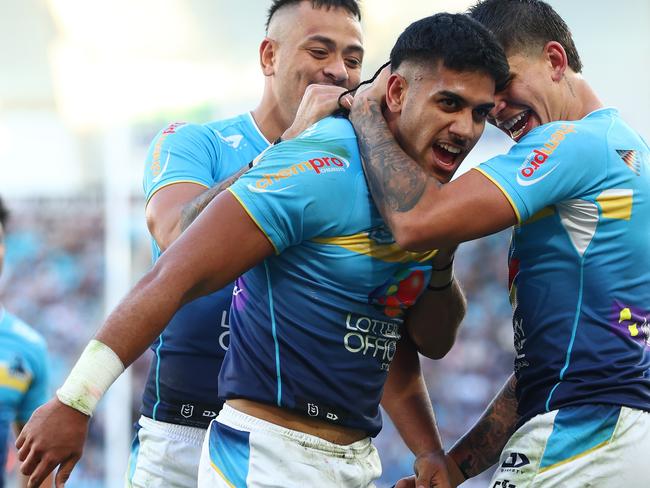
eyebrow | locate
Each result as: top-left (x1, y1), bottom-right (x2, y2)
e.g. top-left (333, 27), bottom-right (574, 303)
top-left (306, 35), bottom-right (364, 56)
top-left (497, 73), bottom-right (515, 92)
top-left (436, 90), bottom-right (495, 111)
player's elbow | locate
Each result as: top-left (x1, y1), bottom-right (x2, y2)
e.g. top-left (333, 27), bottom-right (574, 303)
top-left (414, 335), bottom-right (457, 360)
top-left (393, 218), bottom-right (451, 252)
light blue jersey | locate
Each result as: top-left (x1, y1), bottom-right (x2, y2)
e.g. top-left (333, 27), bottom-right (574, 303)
top-left (140, 113), bottom-right (269, 427)
top-left (0, 308), bottom-right (48, 487)
top-left (477, 108), bottom-right (650, 423)
top-left (223, 116), bottom-right (437, 435)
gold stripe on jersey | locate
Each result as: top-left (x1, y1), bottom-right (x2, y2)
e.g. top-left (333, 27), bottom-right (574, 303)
top-left (596, 189), bottom-right (633, 220)
top-left (312, 233), bottom-right (437, 263)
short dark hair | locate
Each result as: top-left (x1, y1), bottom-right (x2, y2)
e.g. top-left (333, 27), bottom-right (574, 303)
top-left (0, 196), bottom-right (8, 230)
top-left (389, 13), bottom-right (509, 90)
top-left (468, 0), bottom-right (583, 73)
top-left (266, 0), bottom-right (361, 32)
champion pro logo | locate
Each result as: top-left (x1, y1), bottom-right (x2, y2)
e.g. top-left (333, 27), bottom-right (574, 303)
top-left (249, 150), bottom-right (350, 192)
top-left (516, 124), bottom-right (576, 186)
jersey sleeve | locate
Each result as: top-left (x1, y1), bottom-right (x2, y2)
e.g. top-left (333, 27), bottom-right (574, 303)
top-left (228, 119), bottom-right (359, 253)
top-left (16, 342), bottom-right (50, 423)
top-left (143, 122), bottom-right (219, 202)
top-left (476, 122), bottom-right (606, 222)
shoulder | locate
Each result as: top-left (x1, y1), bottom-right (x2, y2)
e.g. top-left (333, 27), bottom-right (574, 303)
top-left (294, 116), bottom-right (356, 144)
top-left (494, 117), bottom-right (602, 172)
top-left (251, 117), bottom-right (360, 185)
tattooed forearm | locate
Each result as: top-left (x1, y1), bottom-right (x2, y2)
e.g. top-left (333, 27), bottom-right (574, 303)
top-left (351, 98), bottom-right (429, 216)
top-left (179, 166), bottom-right (249, 231)
top-left (449, 374), bottom-right (519, 479)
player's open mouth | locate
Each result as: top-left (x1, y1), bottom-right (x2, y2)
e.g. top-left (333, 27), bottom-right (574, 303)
top-left (432, 142), bottom-right (462, 171)
top-left (499, 110), bottom-right (532, 141)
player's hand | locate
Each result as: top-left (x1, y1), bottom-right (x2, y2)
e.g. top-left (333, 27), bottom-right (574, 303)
top-left (394, 450), bottom-right (454, 488)
top-left (16, 398), bottom-right (89, 487)
top-left (281, 84), bottom-right (353, 140)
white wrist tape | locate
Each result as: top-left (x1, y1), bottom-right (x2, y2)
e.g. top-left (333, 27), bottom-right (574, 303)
top-left (56, 339), bottom-right (125, 416)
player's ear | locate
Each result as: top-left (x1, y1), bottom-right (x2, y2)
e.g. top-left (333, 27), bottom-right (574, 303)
top-left (260, 38), bottom-right (277, 76)
top-left (385, 73), bottom-right (407, 114)
top-left (544, 41), bottom-right (568, 82)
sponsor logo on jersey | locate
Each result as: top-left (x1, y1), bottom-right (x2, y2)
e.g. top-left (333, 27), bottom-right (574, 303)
top-left (250, 150), bottom-right (350, 191)
top-left (149, 122), bottom-right (186, 179)
top-left (493, 480), bottom-right (517, 488)
top-left (501, 452), bottom-right (530, 469)
top-left (516, 124), bottom-right (576, 186)
top-left (343, 313), bottom-right (401, 371)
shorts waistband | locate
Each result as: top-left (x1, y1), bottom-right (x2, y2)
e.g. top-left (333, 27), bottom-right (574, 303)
top-left (139, 415), bottom-right (206, 445)
top-left (217, 404), bottom-right (372, 457)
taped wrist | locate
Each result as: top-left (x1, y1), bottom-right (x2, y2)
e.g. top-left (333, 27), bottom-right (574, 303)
top-left (56, 339), bottom-right (125, 416)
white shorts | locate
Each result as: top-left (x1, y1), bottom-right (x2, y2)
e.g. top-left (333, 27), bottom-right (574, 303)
top-left (489, 404), bottom-right (650, 488)
top-left (125, 415), bottom-right (206, 488)
top-left (198, 404), bottom-right (382, 488)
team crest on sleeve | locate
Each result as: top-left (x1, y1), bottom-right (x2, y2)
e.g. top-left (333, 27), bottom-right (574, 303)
top-left (516, 124), bottom-right (576, 187)
top-left (215, 130), bottom-right (244, 150)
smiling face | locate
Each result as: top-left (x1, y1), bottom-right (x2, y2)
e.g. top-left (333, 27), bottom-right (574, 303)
top-left (263, 1), bottom-right (364, 125)
top-left (488, 45), bottom-right (568, 142)
top-left (386, 62), bottom-right (496, 183)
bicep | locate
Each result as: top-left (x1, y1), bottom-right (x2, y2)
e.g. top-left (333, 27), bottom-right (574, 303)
top-left (145, 182), bottom-right (209, 251)
top-left (439, 169), bottom-right (517, 242)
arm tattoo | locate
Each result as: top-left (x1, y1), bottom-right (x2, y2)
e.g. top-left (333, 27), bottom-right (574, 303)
top-left (179, 166), bottom-right (248, 231)
top-left (352, 99), bottom-right (430, 216)
top-left (452, 375), bottom-right (519, 479)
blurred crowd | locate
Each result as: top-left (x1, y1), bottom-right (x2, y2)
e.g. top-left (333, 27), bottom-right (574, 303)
top-left (1, 197), bottom-right (514, 487)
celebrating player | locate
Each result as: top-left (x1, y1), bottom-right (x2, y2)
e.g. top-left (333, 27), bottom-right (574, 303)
top-left (351, 1), bottom-right (650, 487)
top-left (0, 197), bottom-right (52, 488)
top-left (128, 1), bottom-right (364, 486)
top-left (16, 12), bottom-right (508, 488)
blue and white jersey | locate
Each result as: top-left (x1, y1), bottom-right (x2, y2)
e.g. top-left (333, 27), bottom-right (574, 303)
top-left (223, 116), bottom-right (437, 436)
top-left (0, 308), bottom-right (48, 487)
top-left (476, 108), bottom-right (650, 423)
top-left (141, 113), bottom-right (269, 427)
